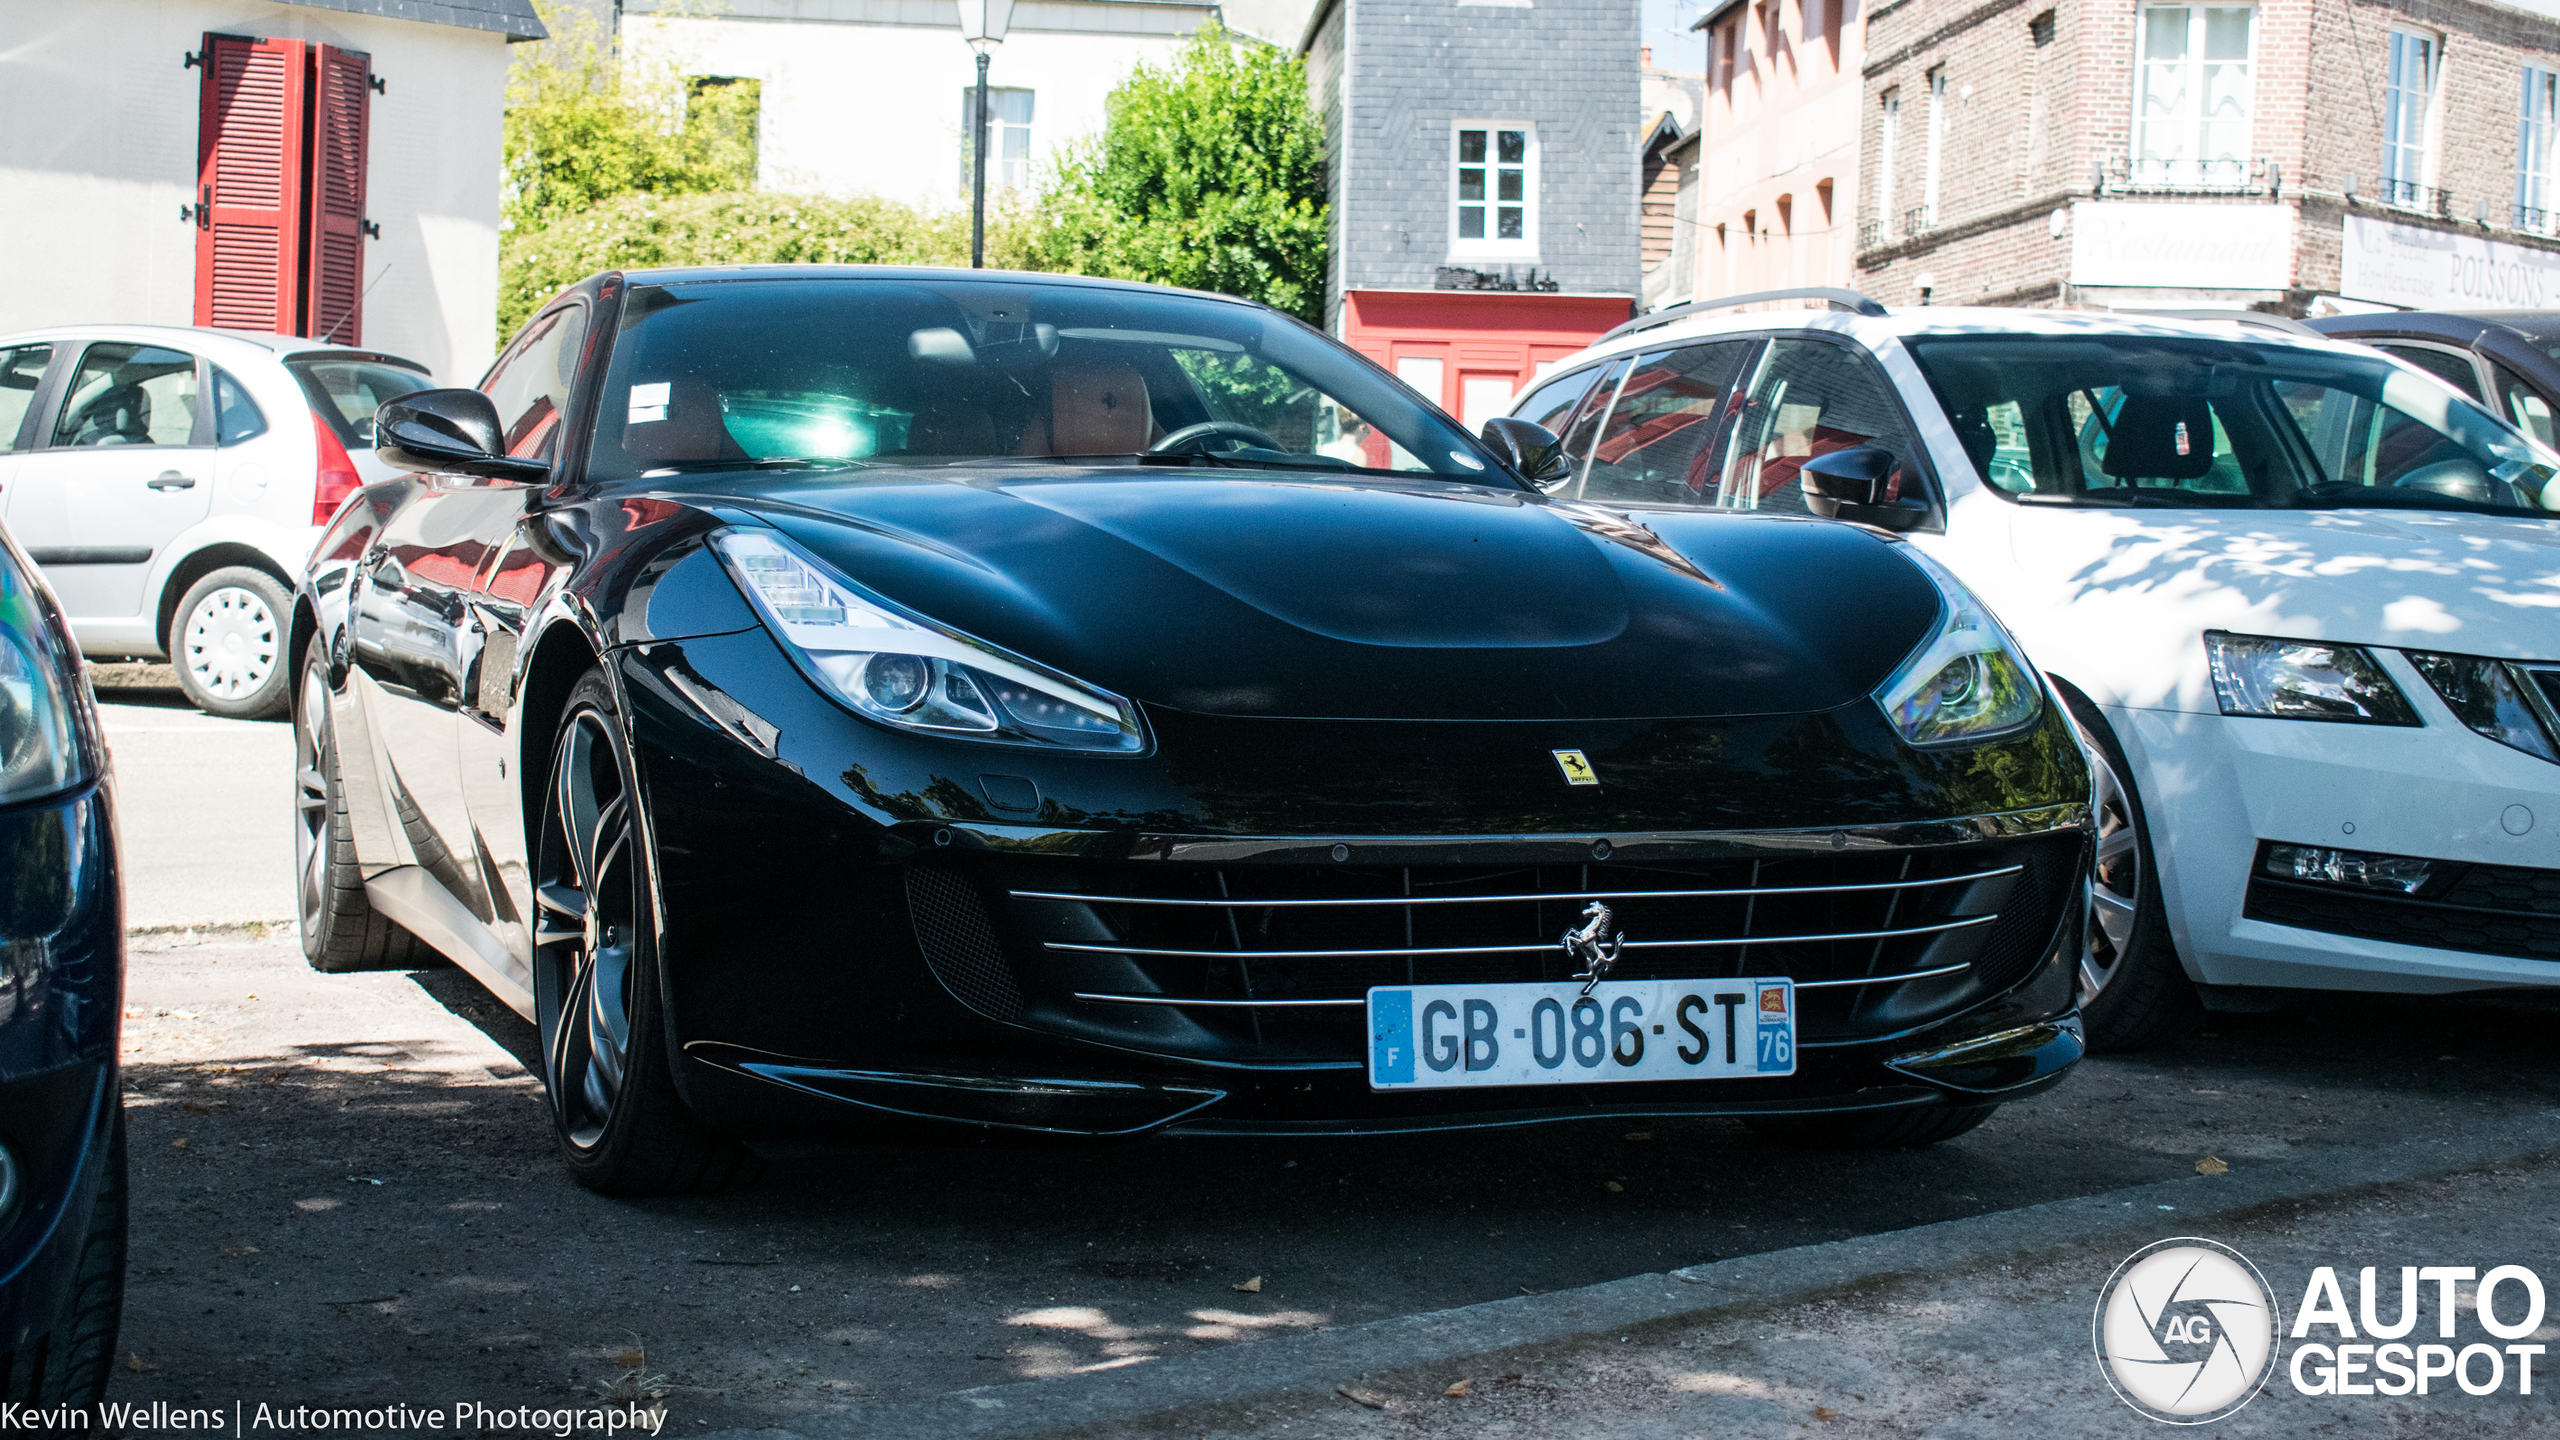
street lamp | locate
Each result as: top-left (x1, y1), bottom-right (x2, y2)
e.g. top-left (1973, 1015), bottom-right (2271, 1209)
top-left (955, 0), bottom-right (1014, 269)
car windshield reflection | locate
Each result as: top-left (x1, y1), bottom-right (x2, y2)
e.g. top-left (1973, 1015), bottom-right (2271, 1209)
top-left (1907, 334), bottom-right (2560, 517)
top-left (586, 277), bottom-right (1500, 485)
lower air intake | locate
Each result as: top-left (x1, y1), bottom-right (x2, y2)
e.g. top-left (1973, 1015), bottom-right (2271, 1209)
top-left (906, 864), bottom-right (1025, 1022)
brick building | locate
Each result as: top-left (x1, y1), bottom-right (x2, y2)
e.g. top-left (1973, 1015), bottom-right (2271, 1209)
top-left (1852, 0), bottom-right (2560, 313)
top-left (1680, 0), bottom-right (1870, 305)
top-left (1301, 0), bottom-right (1641, 429)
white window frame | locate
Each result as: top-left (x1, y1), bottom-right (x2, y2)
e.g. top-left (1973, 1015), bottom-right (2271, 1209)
top-left (2381, 28), bottom-right (2441, 206)
top-left (2130, 4), bottom-right (2258, 188)
top-left (959, 86), bottom-right (1036, 195)
top-left (2521, 66), bottom-right (2560, 234)
top-left (1921, 67), bottom-right (1946, 227)
top-left (1449, 121), bottom-right (1540, 261)
top-left (1877, 87), bottom-right (1901, 238)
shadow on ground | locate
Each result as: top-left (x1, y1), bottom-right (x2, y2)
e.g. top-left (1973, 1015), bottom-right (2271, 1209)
top-left (108, 954), bottom-right (2560, 1432)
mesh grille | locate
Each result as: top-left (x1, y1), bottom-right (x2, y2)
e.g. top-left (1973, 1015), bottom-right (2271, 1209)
top-left (2248, 866), bottom-right (2560, 963)
top-left (906, 864), bottom-right (1025, 1021)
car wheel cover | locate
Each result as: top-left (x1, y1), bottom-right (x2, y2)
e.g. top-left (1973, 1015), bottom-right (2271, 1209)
top-left (534, 710), bottom-right (638, 1150)
top-left (294, 664), bottom-right (332, 941)
top-left (2081, 743), bottom-right (2142, 1002)
top-left (183, 585), bottom-right (280, 700)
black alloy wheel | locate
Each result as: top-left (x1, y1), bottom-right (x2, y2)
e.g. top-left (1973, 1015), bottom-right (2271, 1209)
top-left (531, 669), bottom-right (756, 1194)
top-left (2061, 692), bottom-right (2199, 1052)
top-left (0, 1110), bottom-right (125, 1408)
top-left (295, 639), bottom-right (426, 973)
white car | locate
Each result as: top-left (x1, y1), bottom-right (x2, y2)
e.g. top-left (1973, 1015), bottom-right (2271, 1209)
top-left (1510, 292), bottom-right (2560, 1048)
top-left (0, 324), bottom-right (433, 717)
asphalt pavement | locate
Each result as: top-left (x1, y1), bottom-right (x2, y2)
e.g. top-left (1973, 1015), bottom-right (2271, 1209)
top-left (95, 665), bottom-right (297, 929)
top-left (94, 672), bottom-right (2560, 1436)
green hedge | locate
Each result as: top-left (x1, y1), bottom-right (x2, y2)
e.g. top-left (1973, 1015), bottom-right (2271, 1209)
top-left (498, 190), bottom-right (1045, 332)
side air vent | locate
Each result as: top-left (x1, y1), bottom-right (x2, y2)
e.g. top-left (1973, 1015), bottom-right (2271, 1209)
top-left (905, 864), bottom-right (1025, 1022)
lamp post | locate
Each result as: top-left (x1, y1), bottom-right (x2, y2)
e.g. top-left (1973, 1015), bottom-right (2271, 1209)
top-left (955, 0), bottom-right (1014, 268)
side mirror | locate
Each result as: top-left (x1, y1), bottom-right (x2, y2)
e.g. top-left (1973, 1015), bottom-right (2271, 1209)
top-left (376, 389), bottom-right (553, 483)
top-left (1481, 417), bottom-right (1572, 489)
top-left (1798, 445), bottom-right (1930, 531)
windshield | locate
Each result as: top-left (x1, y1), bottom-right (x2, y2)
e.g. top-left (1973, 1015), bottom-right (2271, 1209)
top-left (585, 277), bottom-right (1497, 484)
top-left (1906, 334), bottom-right (2560, 516)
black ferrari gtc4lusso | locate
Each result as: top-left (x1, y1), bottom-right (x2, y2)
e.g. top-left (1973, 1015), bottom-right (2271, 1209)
top-left (293, 268), bottom-right (2091, 1194)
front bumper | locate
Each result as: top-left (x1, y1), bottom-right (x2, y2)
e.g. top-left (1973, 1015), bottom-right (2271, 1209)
top-left (617, 634), bottom-right (2092, 1140)
top-left (2117, 699), bottom-right (2560, 992)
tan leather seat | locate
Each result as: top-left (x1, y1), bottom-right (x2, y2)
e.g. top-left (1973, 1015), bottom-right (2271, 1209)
top-left (1018, 361), bottom-right (1152, 456)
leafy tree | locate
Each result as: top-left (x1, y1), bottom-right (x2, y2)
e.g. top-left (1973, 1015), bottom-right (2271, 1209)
top-left (499, 190), bottom-right (1040, 330)
top-left (502, 2), bottom-right (754, 231)
top-left (1032, 26), bottom-right (1329, 323)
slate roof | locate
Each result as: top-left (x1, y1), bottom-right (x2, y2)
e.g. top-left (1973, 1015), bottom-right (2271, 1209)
top-left (285, 0), bottom-right (548, 41)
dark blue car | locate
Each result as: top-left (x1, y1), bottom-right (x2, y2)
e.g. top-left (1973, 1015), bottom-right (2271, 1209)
top-left (0, 521), bottom-right (124, 1408)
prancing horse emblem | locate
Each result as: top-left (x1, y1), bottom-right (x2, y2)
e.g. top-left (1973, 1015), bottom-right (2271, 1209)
top-left (1563, 901), bottom-right (1624, 995)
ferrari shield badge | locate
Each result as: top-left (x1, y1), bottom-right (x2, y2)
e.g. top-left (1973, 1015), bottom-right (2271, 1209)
top-left (1551, 749), bottom-right (1599, 786)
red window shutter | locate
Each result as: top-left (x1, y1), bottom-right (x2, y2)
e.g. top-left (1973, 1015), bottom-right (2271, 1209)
top-left (305, 45), bottom-right (372, 344)
top-left (193, 34), bottom-right (309, 333)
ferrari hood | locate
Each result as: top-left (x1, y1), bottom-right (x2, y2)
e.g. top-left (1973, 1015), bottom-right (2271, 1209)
top-left (717, 469), bottom-right (1943, 722)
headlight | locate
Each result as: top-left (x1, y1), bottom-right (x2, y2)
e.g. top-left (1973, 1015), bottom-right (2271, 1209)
top-left (1, 552), bottom-right (88, 806)
top-left (710, 528), bottom-right (1146, 753)
top-left (1873, 548), bottom-right (2043, 747)
top-left (2204, 633), bottom-right (2418, 725)
top-left (2405, 651), bottom-right (2560, 762)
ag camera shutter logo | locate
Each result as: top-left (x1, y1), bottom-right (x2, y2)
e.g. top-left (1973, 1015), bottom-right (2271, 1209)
top-left (2094, 1238), bottom-right (2282, 1423)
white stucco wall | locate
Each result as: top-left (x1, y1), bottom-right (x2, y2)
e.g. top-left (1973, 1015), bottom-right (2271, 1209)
top-left (624, 2), bottom-right (1220, 211)
top-left (0, 0), bottom-right (509, 384)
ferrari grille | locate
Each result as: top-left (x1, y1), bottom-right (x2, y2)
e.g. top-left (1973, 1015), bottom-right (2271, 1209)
top-left (971, 834), bottom-right (2081, 1060)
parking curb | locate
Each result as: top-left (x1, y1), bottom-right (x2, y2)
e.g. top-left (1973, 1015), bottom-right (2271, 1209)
top-left (699, 1108), bottom-right (2560, 1440)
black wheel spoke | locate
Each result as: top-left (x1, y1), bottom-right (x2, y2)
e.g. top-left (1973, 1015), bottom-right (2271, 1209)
top-left (536, 701), bottom-right (640, 1153)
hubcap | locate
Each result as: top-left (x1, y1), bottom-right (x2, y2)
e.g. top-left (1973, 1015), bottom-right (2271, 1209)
top-left (183, 586), bottom-right (279, 700)
top-left (534, 710), bottom-right (638, 1150)
top-left (294, 663), bottom-right (332, 950)
top-left (2081, 742), bottom-right (2143, 1003)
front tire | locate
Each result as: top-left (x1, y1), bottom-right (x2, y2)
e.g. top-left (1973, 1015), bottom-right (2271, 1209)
top-left (295, 641), bottom-right (429, 973)
top-left (172, 567), bottom-right (291, 719)
top-left (1745, 1103), bottom-right (1999, 1150)
top-left (533, 669), bottom-right (756, 1196)
top-left (2064, 692), bottom-right (2199, 1052)
top-left (0, 1110), bottom-right (126, 1412)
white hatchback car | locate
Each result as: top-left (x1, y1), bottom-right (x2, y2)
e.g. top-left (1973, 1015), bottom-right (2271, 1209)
top-left (1512, 292), bottom-right (2560, 1048)
top-left (0, 325), bottom-right (433, 717)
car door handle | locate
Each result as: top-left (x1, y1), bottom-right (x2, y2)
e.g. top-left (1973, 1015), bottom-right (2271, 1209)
top-left (148, 471), bottom-right (198, 491)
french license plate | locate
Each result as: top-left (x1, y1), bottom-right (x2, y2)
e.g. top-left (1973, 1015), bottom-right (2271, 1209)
top-left (1367, 978), bottom-right (1796, 1091)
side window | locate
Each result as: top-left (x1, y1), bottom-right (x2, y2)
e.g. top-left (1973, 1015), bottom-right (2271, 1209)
top-left (2492, 364), bottom-right (2555, 447)
top-left (1579, 342), bottom-right (1755, 505)
top-left (52, 343), bottom-right (200, 448)
top-left (1552, 357), bottom-right (1631, 482)
top-left (212, 367), bottom-right (269, 446)
top-left (481, 305), bottom-right (590, 460)
top-left (1512, 364), bottom-right (1604, 439)
top-left (0, 345), bottom-right (50, 450)
top-left (2378, 344), bottom-right (2486, 402)
top-left (1714, 338), bottom-right (1922, 514)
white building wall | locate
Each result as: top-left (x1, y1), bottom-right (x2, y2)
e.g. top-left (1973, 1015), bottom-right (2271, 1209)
top-left (625, 0), bottom-right (1221, 211)
top-left (0, 0), bottom-right (509, 384)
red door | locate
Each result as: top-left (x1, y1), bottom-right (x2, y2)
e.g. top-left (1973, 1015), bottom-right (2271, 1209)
top-left (193, 35), bottom-right (308, 333)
